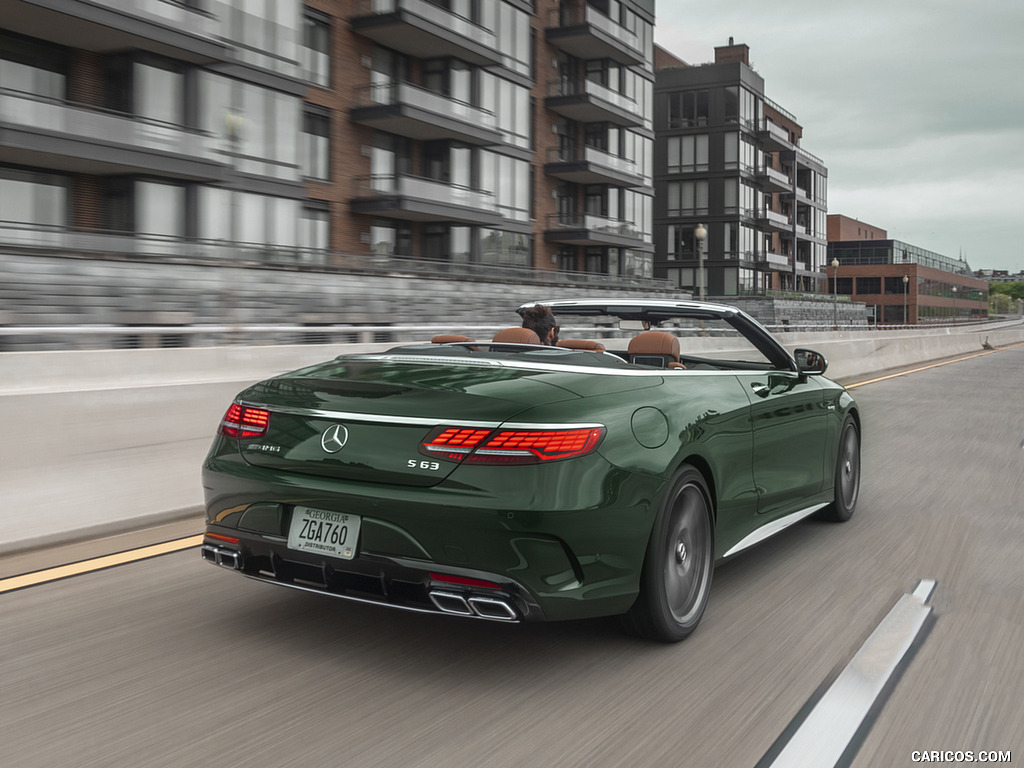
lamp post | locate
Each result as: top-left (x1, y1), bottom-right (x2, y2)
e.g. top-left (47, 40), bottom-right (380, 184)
top-left (694, 222), bottom-right (707, 301)
top-left (831, 257), bottom-right (840, 330)
top-left (903, 274), bottom-right (909, 325)
top-left (951, 285), bottom-right (958, 325)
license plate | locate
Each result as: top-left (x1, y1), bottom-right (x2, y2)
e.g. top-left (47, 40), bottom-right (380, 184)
top-left (287, 506), bottom-right (360, 560)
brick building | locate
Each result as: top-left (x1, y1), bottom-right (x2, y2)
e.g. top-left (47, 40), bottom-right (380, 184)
top-left (1, 0), bottom-right (658, 289)
top-left (827, 237), bottom-right (988, 325)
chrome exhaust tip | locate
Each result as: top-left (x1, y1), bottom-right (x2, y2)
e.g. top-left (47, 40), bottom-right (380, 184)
top-left (201, 544), bottom-right (241, 570)
top-left (429, 591), bottom-right (474, 615)
top-left (468, 596), bottom-right (518, 621)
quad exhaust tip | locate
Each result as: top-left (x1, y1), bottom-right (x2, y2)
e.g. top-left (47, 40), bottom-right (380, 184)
top-left (201, 544), bottom-right (241, 570)
top-left (429, 591), bottom-right (518, 622)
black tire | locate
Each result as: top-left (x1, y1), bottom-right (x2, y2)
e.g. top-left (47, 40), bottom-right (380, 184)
top-left (620, 465), bottom-right (714, 642)
top-left (820, 416), bottom-right (860, 522)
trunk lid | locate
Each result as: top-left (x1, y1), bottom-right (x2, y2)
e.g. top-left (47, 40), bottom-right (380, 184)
top-left (234, 356), bottom-right (582, 487)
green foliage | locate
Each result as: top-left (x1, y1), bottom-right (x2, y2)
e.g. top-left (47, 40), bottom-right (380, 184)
top-left (989, 282), bottom-right (1024, 301)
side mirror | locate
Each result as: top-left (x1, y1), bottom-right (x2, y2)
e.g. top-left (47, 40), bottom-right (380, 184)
top-left (794, 348), bottom-right (828, 375)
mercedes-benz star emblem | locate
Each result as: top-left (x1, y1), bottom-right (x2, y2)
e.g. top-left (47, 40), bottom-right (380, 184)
top-left (320, 424), bottom-right (349, 454)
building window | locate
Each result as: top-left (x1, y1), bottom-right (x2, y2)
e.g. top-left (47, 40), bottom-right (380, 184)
top-left (136, 180), bottom-right (185, 237)
top-left (0, 166), bottom-right (67, 228)
top-left (666, 180), bottom-right (708, 217)
top-left (370, 219), bottom-right (412, 258)
top-left (301, 106), bottom-right (330, 179)
top-left (667, 89), bottom-right (709, 129)
top-left (299, 206), bottom-right (329, 254)
top-left (0, 30), bottom-right (68, 99)
top-left (135, 61), bottom-right (185, 125)
top-left (302, 12), bottom-right (330, 88)
top-left (666, 134), bottom-right (708, 173)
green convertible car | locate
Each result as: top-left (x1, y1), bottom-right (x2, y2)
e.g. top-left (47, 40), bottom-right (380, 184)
top-left (201, 299), bottom-right (860, 642)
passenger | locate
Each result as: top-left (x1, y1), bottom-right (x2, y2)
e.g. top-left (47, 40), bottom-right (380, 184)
top-left (521, 304), bottom-right (559, 346)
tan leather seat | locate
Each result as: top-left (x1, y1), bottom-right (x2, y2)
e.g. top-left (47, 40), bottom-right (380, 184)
top-left (628, 331), bottom-right (684, 368)
top-left (556, 339), bottom-right (606, 352)
top-left (430, 334), bottom-right (475, 344)
top-left (492, 327), bottom-right (541, 344)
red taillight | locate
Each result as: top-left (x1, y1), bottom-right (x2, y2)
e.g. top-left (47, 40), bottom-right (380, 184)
top-left (419, 425), bottom-right (604, 465)
top-left (419, 426), bottom-right (493, 461)
top-left (218, 403), bottom-right (270, 439)
top-left (429, 573), bottom-right (501, 589)
top-left (205, 532), bottom-right (240, 544)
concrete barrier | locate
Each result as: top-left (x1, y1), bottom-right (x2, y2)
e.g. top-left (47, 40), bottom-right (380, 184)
top-left (2, 322), bottom-right (1021, 554)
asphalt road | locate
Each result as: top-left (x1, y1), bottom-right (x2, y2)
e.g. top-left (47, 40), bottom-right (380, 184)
top-left (2, 346), bottom-right (1021, 768)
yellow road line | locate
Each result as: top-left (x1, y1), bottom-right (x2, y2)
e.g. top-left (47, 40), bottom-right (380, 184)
top-left (846, 342), bottom-right (1024, 389)
top-left (0, 534), bottom-right (204, 594)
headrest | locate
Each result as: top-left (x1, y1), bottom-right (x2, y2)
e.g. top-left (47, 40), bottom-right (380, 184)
top-left (556, 339), bottom-right (606, 352)
top-left (431, 334), bottom-right (475, 344)
top-left (492, 328), bottom-right (542, 344)
top-left (627, 331), bottom-right (680, 361)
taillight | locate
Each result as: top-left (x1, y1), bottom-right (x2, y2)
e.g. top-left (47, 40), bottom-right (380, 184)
top-left (218, 403), bottom-right (270, 439)
top-left (420, 426), bottom-right (493, 461)
top-left (420, 425), bottom-right (604, 465)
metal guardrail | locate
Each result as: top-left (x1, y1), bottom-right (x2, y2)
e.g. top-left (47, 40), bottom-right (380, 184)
top-left (2, 318), bottom-right (1013, 343)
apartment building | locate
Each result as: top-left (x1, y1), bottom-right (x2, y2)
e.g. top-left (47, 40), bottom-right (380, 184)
top-left (652, 41), bottom-right (828, 296)
top-left (0, 0), bottom-right (310, 258)
top-left (1, 0), bottom-right (656, 283)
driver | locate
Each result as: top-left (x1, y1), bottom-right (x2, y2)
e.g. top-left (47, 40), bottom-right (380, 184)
top-left (521, 304), bottom-right (559, 346)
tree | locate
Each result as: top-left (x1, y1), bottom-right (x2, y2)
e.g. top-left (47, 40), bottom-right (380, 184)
top-left (989, 281), bottom-right (1024, 301)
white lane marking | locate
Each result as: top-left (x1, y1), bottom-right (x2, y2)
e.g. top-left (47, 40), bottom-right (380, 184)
top-left (761, 579), bottom-right (936, 768)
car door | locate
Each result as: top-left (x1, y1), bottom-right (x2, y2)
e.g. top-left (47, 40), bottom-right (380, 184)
top-left (740, 370), bottom-right (828, 518)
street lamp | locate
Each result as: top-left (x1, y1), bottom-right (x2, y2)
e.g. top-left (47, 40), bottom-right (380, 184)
top-left (694, 223), bottom-right (707, 301)
top-left (951, 285), bottom-right (958, 324)
top-left (831, 257), bottom-right (840, 330)
top-left (903, 275), bottom-right (909, 325)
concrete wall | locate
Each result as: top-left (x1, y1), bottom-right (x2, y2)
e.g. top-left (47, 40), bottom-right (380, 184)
top-left (3, 321), bottom-right (1019, 555)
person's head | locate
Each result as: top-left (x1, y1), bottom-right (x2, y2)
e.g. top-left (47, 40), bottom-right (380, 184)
top-left (521, 304), bottom-right (559, 345)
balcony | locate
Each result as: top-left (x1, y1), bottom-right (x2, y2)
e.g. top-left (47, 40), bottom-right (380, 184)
top-left (544, 213), bottom-right (647, 248)
top-left (351, 174), bottom-right (504, 226)
top-left (759, 250), bottom-right (790, 268)
top-left (0, 88), bottom-right (226, 180)
top-left (755, 164), bottom-right (791, 193)
top-left (545, 78), bottom-right (644, 127)
top-left (544, 145), bottom-right (644, 187)
top-left (0, 0), bottom-right (226, 63)
top-left (545, 6), bottom-right (646, 67)
top-left (757, 119), bottom-right (793, 151)
top-left (350, 0), bottom-right (504, 67)
top-left (350, 83), bottom-right (502, 146)
top-left (753, 207), bottom-right (791, 233)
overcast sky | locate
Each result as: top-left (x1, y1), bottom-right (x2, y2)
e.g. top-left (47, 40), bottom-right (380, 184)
top-left (653, 0), bottom-right (1024, 273)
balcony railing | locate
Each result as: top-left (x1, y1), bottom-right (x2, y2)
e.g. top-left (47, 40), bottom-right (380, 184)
top-left (355, 174), bottom-right (497, 212)
top-left (365, 0), bottom-right (498, 48)
top-left (756, 165), bottom-right (791, 189)
top-left (92, 0), bottom-right (220, 40)
top-left (547, 145), bottom-right (640, 176)
top-left (758, 119), bottom-right (792, 146)
top-left (355, 82), bottom-right (498, 131)
top-left (0, 88), bottom-right (219, 164)
top-left (545, 5), bottom-right (645, 65)
top-left (547, 78), bottom-right (641, 114)
top-left (547, 213), bottom-right (643, 239)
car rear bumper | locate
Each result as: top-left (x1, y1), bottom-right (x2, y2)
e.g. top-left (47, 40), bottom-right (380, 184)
top-left (201, 527), bottom-right (544, 622)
